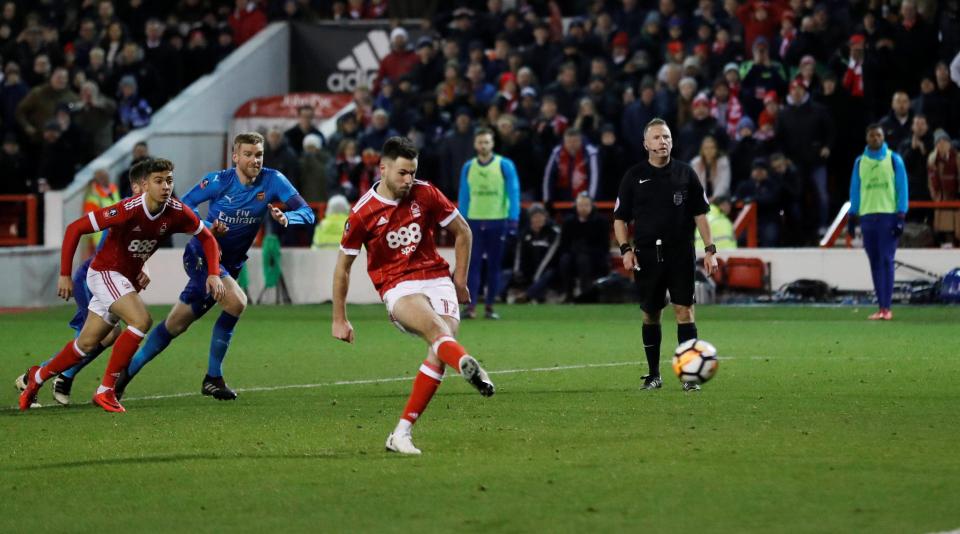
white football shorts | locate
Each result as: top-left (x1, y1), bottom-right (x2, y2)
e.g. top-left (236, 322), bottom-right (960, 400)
top-left (383, 277), bottom-right (460, 333)
top-left (85, 268), bottom-right (136, 326)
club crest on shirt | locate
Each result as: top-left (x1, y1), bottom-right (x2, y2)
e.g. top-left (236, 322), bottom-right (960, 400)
top-left (257, 191), bottom-right (265, 201)
top-left (159, 222), bottom-right (168, 234)
top-left (104, 207), bottom-right (118, 218)
top-left (673, 191), bottom-right (684, 206)
top-left (200, 179), bottom-right (209, 189)
top-left (344, 220), bottom-right (350, 233)
top-left (411, 201), bottom-right (421, 218)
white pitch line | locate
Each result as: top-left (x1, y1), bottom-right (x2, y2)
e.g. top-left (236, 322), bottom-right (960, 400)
top-left (125, 361), bottom-right (646, 402)
top-left (5, 360), bottom-right (646, 411)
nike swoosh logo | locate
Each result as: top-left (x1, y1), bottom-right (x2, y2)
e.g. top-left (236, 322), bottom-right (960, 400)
top-left (639, 179), bottom-right (652, 184)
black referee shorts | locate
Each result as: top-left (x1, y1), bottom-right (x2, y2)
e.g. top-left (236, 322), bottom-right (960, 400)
top-left (632, 242), bottom-right (696, 313)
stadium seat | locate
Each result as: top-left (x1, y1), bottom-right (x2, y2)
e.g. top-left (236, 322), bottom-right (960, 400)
top-left (724, 257), bottom-right (770, 291)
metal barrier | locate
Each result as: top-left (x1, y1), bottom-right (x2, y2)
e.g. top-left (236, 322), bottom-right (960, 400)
top-left (256, 199), bottom-right (759, 249)
top-left (732, 202), bottom-right (758, 248)
top-left (0, 194), bottom-right (39, 246)
top-left (820, 200), bottom-right (960, 248)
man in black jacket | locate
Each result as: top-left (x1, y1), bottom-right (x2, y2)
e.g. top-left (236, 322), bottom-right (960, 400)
top-left (512, 203), bottom-right (561, 303)
top-left (897, 114), bottom-right (933, 224)
top-left (775, 79), bottom-right (834, 236)
top-left (559, 193), bottom-right (610, 302)
top-left (735, 157), bottom-right (784, 247)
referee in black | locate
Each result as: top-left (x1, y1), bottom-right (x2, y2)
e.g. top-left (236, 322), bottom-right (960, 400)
top-left (614, 118), bottom-right (719, 391)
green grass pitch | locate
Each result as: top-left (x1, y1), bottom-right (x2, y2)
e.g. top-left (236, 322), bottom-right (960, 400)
top-left (2, 304), bottom-right (959, 533)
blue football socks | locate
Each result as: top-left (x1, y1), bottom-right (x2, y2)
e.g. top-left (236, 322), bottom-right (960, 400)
top-left (207, 312), bottom-right (239, 378)
top-left (128, 321), bottom-right (173, 376)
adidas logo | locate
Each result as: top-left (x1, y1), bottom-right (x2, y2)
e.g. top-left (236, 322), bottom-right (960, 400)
top-left (376, 216), bottom-right (389, 226)
top-left (327, 29), bottom-right (393, 92)
top-left (133, 225), bottom-right (141, 232)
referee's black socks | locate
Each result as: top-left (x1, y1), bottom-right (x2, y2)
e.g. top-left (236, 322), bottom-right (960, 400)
top-left (678, 322), bottom-right (698, 344)
top-left (641, 324), bottom-right (662, 377)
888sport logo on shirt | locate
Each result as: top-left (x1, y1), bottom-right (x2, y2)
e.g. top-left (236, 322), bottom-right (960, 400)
top-left (127, 239), bottom-right (158, 259)
top-left (386, 223), bottom-right (421, 255)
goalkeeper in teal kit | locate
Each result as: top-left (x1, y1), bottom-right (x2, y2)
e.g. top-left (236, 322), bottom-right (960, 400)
top-left (116, 132), bottom-right (315, 399)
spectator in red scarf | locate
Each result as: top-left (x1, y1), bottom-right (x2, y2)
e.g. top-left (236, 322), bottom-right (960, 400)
top-left (842, 34), bottom-right (866, 99)
top-left (710, 78), bottom-right (743, 139)
top-left (775, 11), bottom-right (796, 60)
top-left (228, 0), bottom-right (267, 46)
top-left (794, 55), bottom-right (820, 92)
top-left (723, 62), bottom-right (742, 99)
top-left (542, 127), bottom-right (599, 203)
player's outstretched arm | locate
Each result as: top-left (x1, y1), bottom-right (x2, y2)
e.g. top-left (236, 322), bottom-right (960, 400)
top-left (278, 194), bottom-right (316, 226)
top-left (195, 226), bottom-right (225, 299)
top-left (57, 275), bottom-right (73, 301)
top-left (445, 214), bottom-right (473, 303)
top-left (332, 251), bottom-right (356, 344)
top-left (58, 215), bottom-right (97, 299)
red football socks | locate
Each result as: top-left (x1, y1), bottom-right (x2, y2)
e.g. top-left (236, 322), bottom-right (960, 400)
top-left (432, 336), bottom-right (468, 369)
top-left (100, 326), bottom-right (145, 390)
top-left (37, 340), bottom-right (86, 383)
top-left (400, 360), bottom-right (444, 425)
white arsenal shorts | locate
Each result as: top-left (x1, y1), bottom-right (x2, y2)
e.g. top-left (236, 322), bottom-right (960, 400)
top-left (85, 268), bottom-right (136, 326)
top-left (383, 277), bottom-right (460, 333)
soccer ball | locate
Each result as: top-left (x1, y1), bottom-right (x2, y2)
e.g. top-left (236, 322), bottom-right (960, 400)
top-left (672, 339), bottom-right (719, 384)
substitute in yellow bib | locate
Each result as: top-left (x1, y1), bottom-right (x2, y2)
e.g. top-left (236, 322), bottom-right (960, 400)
top-left (82, 169), bottom-right (120, 256)
top-left (458, 127), bottom-right (520, 320)
top-left (847, 123), bottom-right (909, 321)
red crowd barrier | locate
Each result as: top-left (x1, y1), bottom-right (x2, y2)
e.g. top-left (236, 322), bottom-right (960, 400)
top-left (0, 195), bottom-right (39, 246)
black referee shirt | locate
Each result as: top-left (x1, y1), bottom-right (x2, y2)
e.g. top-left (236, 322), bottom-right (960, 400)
top-left (613, 159), bottom-right (709, 246)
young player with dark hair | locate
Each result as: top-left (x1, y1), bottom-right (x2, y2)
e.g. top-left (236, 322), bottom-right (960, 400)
top-left (19, 158), bottom-right (225, 412)
top-left (14, 169), bottom-right (150, 406)
top-left (332, 136), bottom-right (495, 455)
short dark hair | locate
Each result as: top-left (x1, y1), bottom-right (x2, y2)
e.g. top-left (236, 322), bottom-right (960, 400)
top-left (234, 131), bottom-right (264, 149)
top-left (564, 127), bottom-right (582, 138)
top-left (643, 117), bottom-right (669, 137)
top-left (474, 126), bottom-right (494, 139)
top-left (865, 122), bottom-right (883, 134)
top-left (297, 105), bottom-right (313, 114)
top-left (381, 136), bottom-right (418, 160)
top-left (129, 157), bottom-right (174, 184)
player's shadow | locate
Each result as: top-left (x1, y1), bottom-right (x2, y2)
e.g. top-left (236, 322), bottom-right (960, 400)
top-left (5, 451), bottom-right (349, 471)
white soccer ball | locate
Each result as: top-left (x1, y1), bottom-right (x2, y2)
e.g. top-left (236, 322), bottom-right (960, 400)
top-left (672, 339), bottom-right (719, 384)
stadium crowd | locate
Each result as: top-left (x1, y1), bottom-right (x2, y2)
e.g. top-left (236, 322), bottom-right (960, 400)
top-left (0, 0), bottom-right (250, 195)
top-left (2, 0), bottom-right (960, 251)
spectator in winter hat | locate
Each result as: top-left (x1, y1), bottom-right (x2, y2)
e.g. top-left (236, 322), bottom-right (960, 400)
top-left (374, 26), bottom-right (417, 94)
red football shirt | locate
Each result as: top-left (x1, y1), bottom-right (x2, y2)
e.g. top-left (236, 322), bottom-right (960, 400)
top-left (89, 194), bottom-right (203, 289)
top-left (340, 180), bottom-right (460, 297)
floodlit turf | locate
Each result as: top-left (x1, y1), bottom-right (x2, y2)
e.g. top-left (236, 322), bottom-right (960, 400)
top-left (2, 304), bottom-right (960, 533)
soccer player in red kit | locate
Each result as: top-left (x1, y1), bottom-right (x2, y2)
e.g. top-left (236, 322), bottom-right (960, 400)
top-left (332, 136), bottom-right (495, 455)
top-left (19, 158), bottom-right (225, 413)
